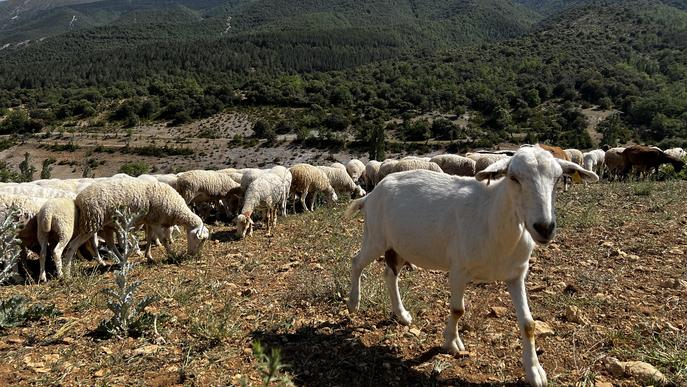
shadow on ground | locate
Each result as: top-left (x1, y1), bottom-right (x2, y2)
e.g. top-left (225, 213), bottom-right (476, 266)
top-left (251, 321), bottom-right (524, 386)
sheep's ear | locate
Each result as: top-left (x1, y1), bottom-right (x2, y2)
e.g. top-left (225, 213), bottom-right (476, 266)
top-left (475, 158), bottom-right (511, 182)
top-left (195, 225), bottom-right (209, 239)
top-left (557, 159), bottom-right (599, 183)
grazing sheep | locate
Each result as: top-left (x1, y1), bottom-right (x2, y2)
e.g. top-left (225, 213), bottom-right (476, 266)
top-left (377, 159), bottom-right (442, 182)
top-left (235, 172), bottom-right (285, 238)
top-left (470, 153), bottom-right (510, 173)
top-left (177, 170), bottom-right (242, 205)
top-left (582, 149), bottom-right (605, 178)
top-left (345, 146), bottom-right (598, 387)
top-left (604, 147), bottom-right (627, 181)
top-left (289, 164), bottom-right (338, 212)
top-left (268, 166), bottom-right (292, 216)
top-left (345, 159), bottom-right (366, 183)
top-left (317, 166), bottom-right (366, 198)
top-left (665, 147), bottom-right (686, 159)
top-left (62, 180), bottom-right (209, 275)
top-left (0, 184), bottom-right (76, 199)
top-left (564, 149), bottom-right (584, 165)
top-left (430, 154), bottom-right (476, 176)
top-left (331, 162), bottom-right (346, 170)
top-left (36, 198), bottom-right (77, 282)
top-left (240, 169), bottom-right (268, 193)
top-left (364, 160), bottom-right (382, 189)
top-left (375, 159), bottom-right (399, 185)
top-left (622, 145), bottom-right (685, 179)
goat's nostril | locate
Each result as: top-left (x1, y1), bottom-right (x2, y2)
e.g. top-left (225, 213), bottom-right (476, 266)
top-left (533, 222), bottom-right (556, 239)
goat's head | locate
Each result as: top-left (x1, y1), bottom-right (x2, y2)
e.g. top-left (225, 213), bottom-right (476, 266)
top-left (476, 146), bottom-right (598, 244)
top-left (187, 223), bottom-right (209, 255)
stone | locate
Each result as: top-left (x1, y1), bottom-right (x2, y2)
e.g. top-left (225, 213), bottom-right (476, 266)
top-left (564, 305), bottom-right (590, 325)
top-left (489, 306), bottom-right (508, 318)
top-left (534, 321), bottom-right (555, 337)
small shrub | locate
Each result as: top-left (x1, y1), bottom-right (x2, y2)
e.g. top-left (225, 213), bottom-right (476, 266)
top-left (0, 295), bottom-right (60, 332)
top-left (252, 340), bottom-right (291, 386)
top-left (0, 207), bottom-right (22, 283)
top-left (119, 161), bottom-right (150, 177)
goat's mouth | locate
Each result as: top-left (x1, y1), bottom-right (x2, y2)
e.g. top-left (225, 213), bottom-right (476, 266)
top-left (528, 226), bottom-right (555, 245)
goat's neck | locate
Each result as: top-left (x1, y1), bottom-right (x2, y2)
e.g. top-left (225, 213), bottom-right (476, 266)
top-left (484, 180), bottom-right (525, 251)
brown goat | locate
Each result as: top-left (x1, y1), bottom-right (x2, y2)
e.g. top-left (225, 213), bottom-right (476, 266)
top-left (622, 145), bottom-right (685, 179)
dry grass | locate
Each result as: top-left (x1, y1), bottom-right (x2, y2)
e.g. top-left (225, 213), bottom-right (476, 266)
top-left (0, 181), bottom-right (685, 385)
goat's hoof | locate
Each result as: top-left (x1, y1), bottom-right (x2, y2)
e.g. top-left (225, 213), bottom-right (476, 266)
top-left (397, 311), bottom-right (412, 325)
top-left (525, 365), bottom-right (547, 387)
top-left (442, 337), bottom-right (465, 354)
top-left (346, 299), bottom-right (359, 313)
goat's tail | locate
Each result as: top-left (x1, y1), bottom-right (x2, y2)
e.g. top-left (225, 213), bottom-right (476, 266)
top-left (344, 197), bottom-right (365, 218)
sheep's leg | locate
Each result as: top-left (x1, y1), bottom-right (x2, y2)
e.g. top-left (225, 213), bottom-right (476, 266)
top-left (507, 276), bottom-right (547, 387)
top-left (52, 237), bottom-right (68, 279)
top-left (307, 192), bottom-right (317, 212)
top-left (443, 270), bottom-right (467, 353)
top-left (383, 250), bottom-right (412, 325)
top-left (300, 192), bottom-right (310, 212)
top-left (347, 242), bottom-right (384, 313)
top-left (62, 233), bottom-right (93, 278)
top-left (265, 211), bottom-right (272, 236)
top-left (37, 230), bottom-right (49, 283)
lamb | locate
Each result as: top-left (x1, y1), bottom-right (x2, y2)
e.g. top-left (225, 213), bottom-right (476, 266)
top-left (582, 149), bottom-right (605, 178)
top-left (564, 149), bottom-right (584, 165)
top-left (363, 160), bottom-right (381, 189)
top-left (62, 180), bottom-right (209, 275)
top-left (235, 172), bottom-right (285, 238)
top-left (345, 146), bottom-right (598, 387)
top-left (36, 198), bottom-right (77, 282)
top-left (430, 154), bottom-right (476, 176)
top-left (317, 166), bottom-right (366, 198)
top-left (604, 147), bottom-right (627, 181)
top-left (288, 164), bottom-right (338, 212)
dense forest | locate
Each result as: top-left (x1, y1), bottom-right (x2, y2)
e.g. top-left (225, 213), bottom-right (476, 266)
top-left (0, 0), bottom-right (686, 154)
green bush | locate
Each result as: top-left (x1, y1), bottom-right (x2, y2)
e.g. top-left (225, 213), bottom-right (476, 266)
top-left (119, 161), bottom-right (150, 177)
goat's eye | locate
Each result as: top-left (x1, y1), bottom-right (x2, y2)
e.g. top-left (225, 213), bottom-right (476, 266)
top-left (510, 176), bottom-right (520, 184)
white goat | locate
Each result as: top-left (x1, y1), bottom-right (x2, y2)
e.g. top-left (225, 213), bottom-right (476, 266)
top-left (345, 146), bottom-right (598, 387)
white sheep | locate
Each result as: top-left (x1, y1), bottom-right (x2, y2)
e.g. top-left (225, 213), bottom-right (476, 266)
top-left (268, 166), bottom-right (292, 216)
top-left (364, 160), bottom-right (382, 188)
top-left (36, 198), bottom-right (77, 282)
top-left (235, 172), bottom-right (285, 238)
top-left (345, 145), bottom-right (598, 387)
top-left (469, 153), bottom-right (511, 173)
top-left (564, 149), bottom-right (584, 165)
top-left (317, 166), bottom-right (366, 199)
top-left (0, 184), bottom-right (76, 199)
top-left (377, 158), bottom-right (443, 182)
top-left (62, 180), bottom-right (209, 273)
top-left (430, 154), bottom-right (476, 176)
top-left (375, 159), bottom-right (399, 185)
top-left (330, 162), bottom-right (346, 170)
top-left (345, 159), bottom-right (366, 183)
top-left (289, 164), bottom-right (338, 212)
top-left (582, 149), bottom-right (605, 178)
top-left (665, 147), bottom-right (686, 159)
top-left (176, 170), bottom-right (242, 218)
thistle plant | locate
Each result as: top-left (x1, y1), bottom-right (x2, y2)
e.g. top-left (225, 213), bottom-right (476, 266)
top-left (97, 207), bottom-right (158, 338)
top-left (0, 207), bottom-right (23, 284)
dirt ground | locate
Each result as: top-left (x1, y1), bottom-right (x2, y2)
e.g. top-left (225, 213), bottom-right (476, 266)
top-left (0, 179), bottom-right (685, 386)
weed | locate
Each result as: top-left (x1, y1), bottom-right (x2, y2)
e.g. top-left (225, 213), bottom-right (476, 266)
top-left (252, 340), bottom-right (292, 386)
top-left (632, 181), bottom-right (653, 196)
top-left (95, 208), bottom-right (159, 338)
top-left (189, 302), bottom-right (240, 348)
top-left (0, 295), bottom-right (60, 332)
top-left (0, 207), bottom-right (22, 284)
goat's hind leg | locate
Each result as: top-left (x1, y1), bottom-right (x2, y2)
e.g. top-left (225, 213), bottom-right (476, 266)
top-left (384, 249), bottom-right (412, 325)
top-left (347, 240), bottom-right (384, 313)
top-left (443, 270), bottom-right (468, 353)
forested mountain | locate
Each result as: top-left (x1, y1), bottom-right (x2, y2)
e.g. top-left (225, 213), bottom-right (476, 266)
top-left (0, 0), bottom-right (686, 152)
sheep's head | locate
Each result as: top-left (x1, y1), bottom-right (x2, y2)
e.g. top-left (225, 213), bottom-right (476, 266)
top-left (235, 213), bottom-right (254, 238)
top-left (325, 187), bottom-right (338, 203)
top-left (187, 224), bottom-right (209, 255)
top-left (476, 146), bottom-right (598, 244)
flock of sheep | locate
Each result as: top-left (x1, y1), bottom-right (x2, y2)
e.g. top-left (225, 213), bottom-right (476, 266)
top-left (0, 142), bottom-right (684, 386)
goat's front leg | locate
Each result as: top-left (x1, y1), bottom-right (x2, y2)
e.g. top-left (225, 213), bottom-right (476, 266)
top-left (443, 270), bottom-right (467, 353)
top-left (507, 276), bottom-right (547, 387)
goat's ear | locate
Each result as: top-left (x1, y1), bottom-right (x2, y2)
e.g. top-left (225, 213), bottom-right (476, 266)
top-left (475, 157), bottom-right (511, 182)
top-left (557, 159), bottom-right (599, 183)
